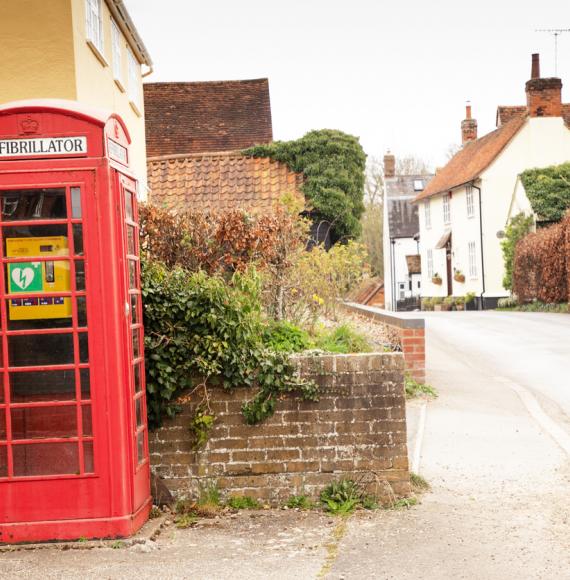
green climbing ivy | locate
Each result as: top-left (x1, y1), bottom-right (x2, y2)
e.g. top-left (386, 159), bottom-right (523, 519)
top-left (243, 129), bottom-right (367, 242)
top-left (520, 162), bottom-right (570, 222)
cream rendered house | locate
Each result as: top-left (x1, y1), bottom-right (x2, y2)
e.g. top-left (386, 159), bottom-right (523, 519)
top-left (0, 0), bottom-right (152, 194)
top-left (414, 54), bottom-right (570, 309)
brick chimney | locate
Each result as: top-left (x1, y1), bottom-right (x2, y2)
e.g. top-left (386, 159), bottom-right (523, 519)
top-left (526, 53), bottom-right (562, 117)
top-left (384, 150), bottom-right (395, 178)
top-left (461, 102), bottom-right (478, 144)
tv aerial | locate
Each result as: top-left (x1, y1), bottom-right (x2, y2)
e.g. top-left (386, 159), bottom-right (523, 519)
top-left (536, 29), bottom-right (570, 76)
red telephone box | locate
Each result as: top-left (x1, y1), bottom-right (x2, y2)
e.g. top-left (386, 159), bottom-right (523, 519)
top-left (0, 100), bottom-right (150, 543)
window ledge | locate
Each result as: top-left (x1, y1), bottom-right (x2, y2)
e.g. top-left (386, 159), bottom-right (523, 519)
top-left (114, 78), bottom-right (126, 93)
top-left (129, 100), bottom-right (142, 117)
top-left (87, 39), bottom-right (108, 67)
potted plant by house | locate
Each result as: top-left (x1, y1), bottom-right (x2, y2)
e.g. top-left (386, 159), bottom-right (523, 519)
top-left (433, 297), bottom-right (443, 311)
top-left (454, 270), bottom-right (466, 283)
top-left (465, 292), bottom-right (476, 311)
top-left (432, 273), bottom-right (443, 285)
top-left (454, 296), bottom-right (466, 311)
top-left (441, 296), bottom-right (454, 311)
top-left (421, 297), bottom-right (433, 311)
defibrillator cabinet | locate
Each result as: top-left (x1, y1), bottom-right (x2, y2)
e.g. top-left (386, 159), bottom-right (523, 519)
top-left (0, 100), bottom-right (150, 543)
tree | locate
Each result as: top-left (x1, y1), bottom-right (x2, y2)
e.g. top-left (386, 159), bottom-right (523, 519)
top-left (359, 156), bottom-right (384, 277)
top-left (396, 155), bottom-right (432, 175)
top-left (244, 130), bottom-right (367, 243)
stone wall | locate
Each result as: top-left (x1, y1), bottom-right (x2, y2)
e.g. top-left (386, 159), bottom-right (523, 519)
top-left (150, 352), bottom-right (410, 504)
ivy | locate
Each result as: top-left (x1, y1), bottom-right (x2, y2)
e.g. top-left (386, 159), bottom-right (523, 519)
top-left (520, 162), bottom-right (570, 222)
top-left (141, 261), bottom-right (318, 429)
top-left (501, 213), bottom-right (534, 291)
top-left (243, 129), bottom-right (367, 243)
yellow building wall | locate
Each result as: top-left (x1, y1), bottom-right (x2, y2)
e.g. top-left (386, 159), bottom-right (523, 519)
top-left (0, 0), bottom-right (77, 102)
top-left (70, 0), bottom-right (149, 195)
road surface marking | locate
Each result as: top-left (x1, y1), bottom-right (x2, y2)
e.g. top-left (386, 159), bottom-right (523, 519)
top-left (411, 400), bottom-right (427, 473)
top-left (496, 376), bottom-right (570, 457)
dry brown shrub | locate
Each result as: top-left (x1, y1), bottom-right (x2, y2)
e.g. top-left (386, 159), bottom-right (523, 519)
top-left (513, 213), bottom-right (570, 304)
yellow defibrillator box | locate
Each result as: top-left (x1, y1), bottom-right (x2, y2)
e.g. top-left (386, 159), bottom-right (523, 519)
top-left (7, 236), bottom-right (72, 320)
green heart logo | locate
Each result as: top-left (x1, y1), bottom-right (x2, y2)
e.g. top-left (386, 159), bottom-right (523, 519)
top-left (11, 267), bottom-right (36, 290)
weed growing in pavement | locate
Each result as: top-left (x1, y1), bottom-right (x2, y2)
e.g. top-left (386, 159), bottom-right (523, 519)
top-left (285, 494), bottom-right (315, 509)
top-left (410, 472), bottom-right (430, 493)
top-left (111, 540), bottom-right (126, 549)
top-left (320, 479), bottom-right (377, 515)
top-left (387, 497), bottom-right (418, 510)
top-left (197, 481), bottom-right (222, 507)
top-left (175, 513), bottom-right (199, 529)
top-left (149, 506), bottom-right (162, 519)
top-left (405, 375), bottom-right (438, 399)
top-left (227, 495), bottom-right (262, 510)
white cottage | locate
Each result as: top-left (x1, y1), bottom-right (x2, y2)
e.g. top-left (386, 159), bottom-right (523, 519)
top-left (382, 152), bottom-right (434, 311)
top-left (414, 54), bottom-right (570, 309)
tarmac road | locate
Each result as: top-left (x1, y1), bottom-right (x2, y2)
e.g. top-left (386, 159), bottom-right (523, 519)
top-left (330, 311), bottom-right (570, 579)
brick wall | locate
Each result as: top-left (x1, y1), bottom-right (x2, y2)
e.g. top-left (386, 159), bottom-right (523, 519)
top-left (150, 353), bottom-right (410, 504)
top-left (342, 302), bottom-right (426, 382)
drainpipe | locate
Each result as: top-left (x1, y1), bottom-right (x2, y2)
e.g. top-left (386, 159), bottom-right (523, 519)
top-left (390, 238), bottom-right (396, 312)
top-left (472, 183), bottom-right (486, 310)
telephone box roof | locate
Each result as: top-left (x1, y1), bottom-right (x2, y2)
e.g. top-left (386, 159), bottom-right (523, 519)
top-left (0, 99), bottom-right (131, 142)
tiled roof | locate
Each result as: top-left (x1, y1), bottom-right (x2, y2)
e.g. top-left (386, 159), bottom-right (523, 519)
top-left (147, 151), bottom-right (304, 214)
top-left (497, 104), bottom-right (570, 126)
top-left (406, 255), bottom-right (421, 274)
top-left (388, 199), bottom-right (420, 238)
top-left (385, 174), bottom-right (435, 199)
top-left (347, 277), bottom-right (384, 305)
top-left (144, 79), bottom-right (273, 157)
top-left (414, 116), bottom-right (526, 202)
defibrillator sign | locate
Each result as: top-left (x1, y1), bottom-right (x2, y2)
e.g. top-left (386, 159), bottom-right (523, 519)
top-left (0, 136), bottom-right (87, 158)
top-left (9, 262), bottom-right (43, 292)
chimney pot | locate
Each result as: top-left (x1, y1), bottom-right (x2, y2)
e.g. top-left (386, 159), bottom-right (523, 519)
top-left (461, 103), bottom-right (477, 145)
top-left (384, 151), bottom-right (395, 178)
top-left (531, 53), bottom-right (540, 79)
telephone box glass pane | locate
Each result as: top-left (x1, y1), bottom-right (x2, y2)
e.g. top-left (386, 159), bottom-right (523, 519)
top-left (11, 406), bottom-right (77, 439)
top-left (82, 405), bottom-right (92, 436)
top-left (7, 296), bottom-right (73, 330)
top-left (10, 370), bottom-right (76, 402)
top-left (137, 430), bottom-right (144, 464)
top-left (131, 328), bottom-right (140, 359)
top-left (80, 368), bottom-right (91, 399)
top-left (127, 226), bottom-right (136, 255)
top-left (1, 188), bottom-right (67, 221)
top-left (135, 398), bottom-right (143, 427)
top-left (79, 333), bottom-right (89, 363)
top-left (3, 224), bottom-right (69, 256)
top-left (0, 411), bottom-right (6, 439)
top-left (75, 260), bottom-right (86, 290)
top-left (134, 363), bottom-right (142, 393)
top-left (84, 441), bottom-right (94, 473)
top-left (128, 260), bottom-right (137, 288)
top-left (77, 296), bottom-right (88, 327)
top-left (13, 443), bottom-right (79, 476)
top-left (125, 193), bottom-right (134, 221)
top-left (0, 374), bottom-right (4, 402)
top-left (9, 334), bottom-right (74, 366)
top-left (130, 294), bottom-right (138, 324)
top-left (0, 446), bottom-right (7, 477)
top-left (72, 224), bottom-right (84, 256)
top-left (71, 187), bottom-right (82, 219)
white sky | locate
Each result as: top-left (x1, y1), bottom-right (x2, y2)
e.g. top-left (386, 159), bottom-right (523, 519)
top-left (124, 0), bottom-right (570, 169)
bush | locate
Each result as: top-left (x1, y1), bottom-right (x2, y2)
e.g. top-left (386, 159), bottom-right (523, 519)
top-left (520, 162), bottom-right (570, 222)
top-left (314, 324), bottom-right (373, 354)
top-left (142, 262), bottom-right (318, 427)
top-left (501, 213), bottom-right (534, 291)
top-left (263, 321), bottom-right (313, 353)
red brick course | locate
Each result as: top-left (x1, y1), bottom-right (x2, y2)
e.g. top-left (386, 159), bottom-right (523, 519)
top-left (149, 353), bottom-right (411, 504)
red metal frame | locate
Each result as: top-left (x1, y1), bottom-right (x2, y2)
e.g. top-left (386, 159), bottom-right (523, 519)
top-left (0, 101), bottom-right (150, 543)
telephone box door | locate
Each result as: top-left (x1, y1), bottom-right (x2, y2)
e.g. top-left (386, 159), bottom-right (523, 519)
top-left (0, 170), bottom-right (110, 522)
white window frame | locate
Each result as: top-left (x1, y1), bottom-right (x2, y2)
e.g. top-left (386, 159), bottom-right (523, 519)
top-left (468, 241), bottom-right (478, 278)
top-left (443, 194), bottom-right (451, 224)
top-left (127, 48), bottom-right (141, 113)
top-left (111, 19), bottom-right (124, 90)
top-left (85, 0), bottom-right (105, 59)
top-left (466, 185), bottom-right (475, 218)
top-left (427, 249), bottom-right (434, 279)
top-left (424, 199), bottom-right (431, 229)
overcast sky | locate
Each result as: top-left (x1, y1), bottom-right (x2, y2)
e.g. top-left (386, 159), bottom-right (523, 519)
top-left (124, 0), bottom-right (570, 169)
